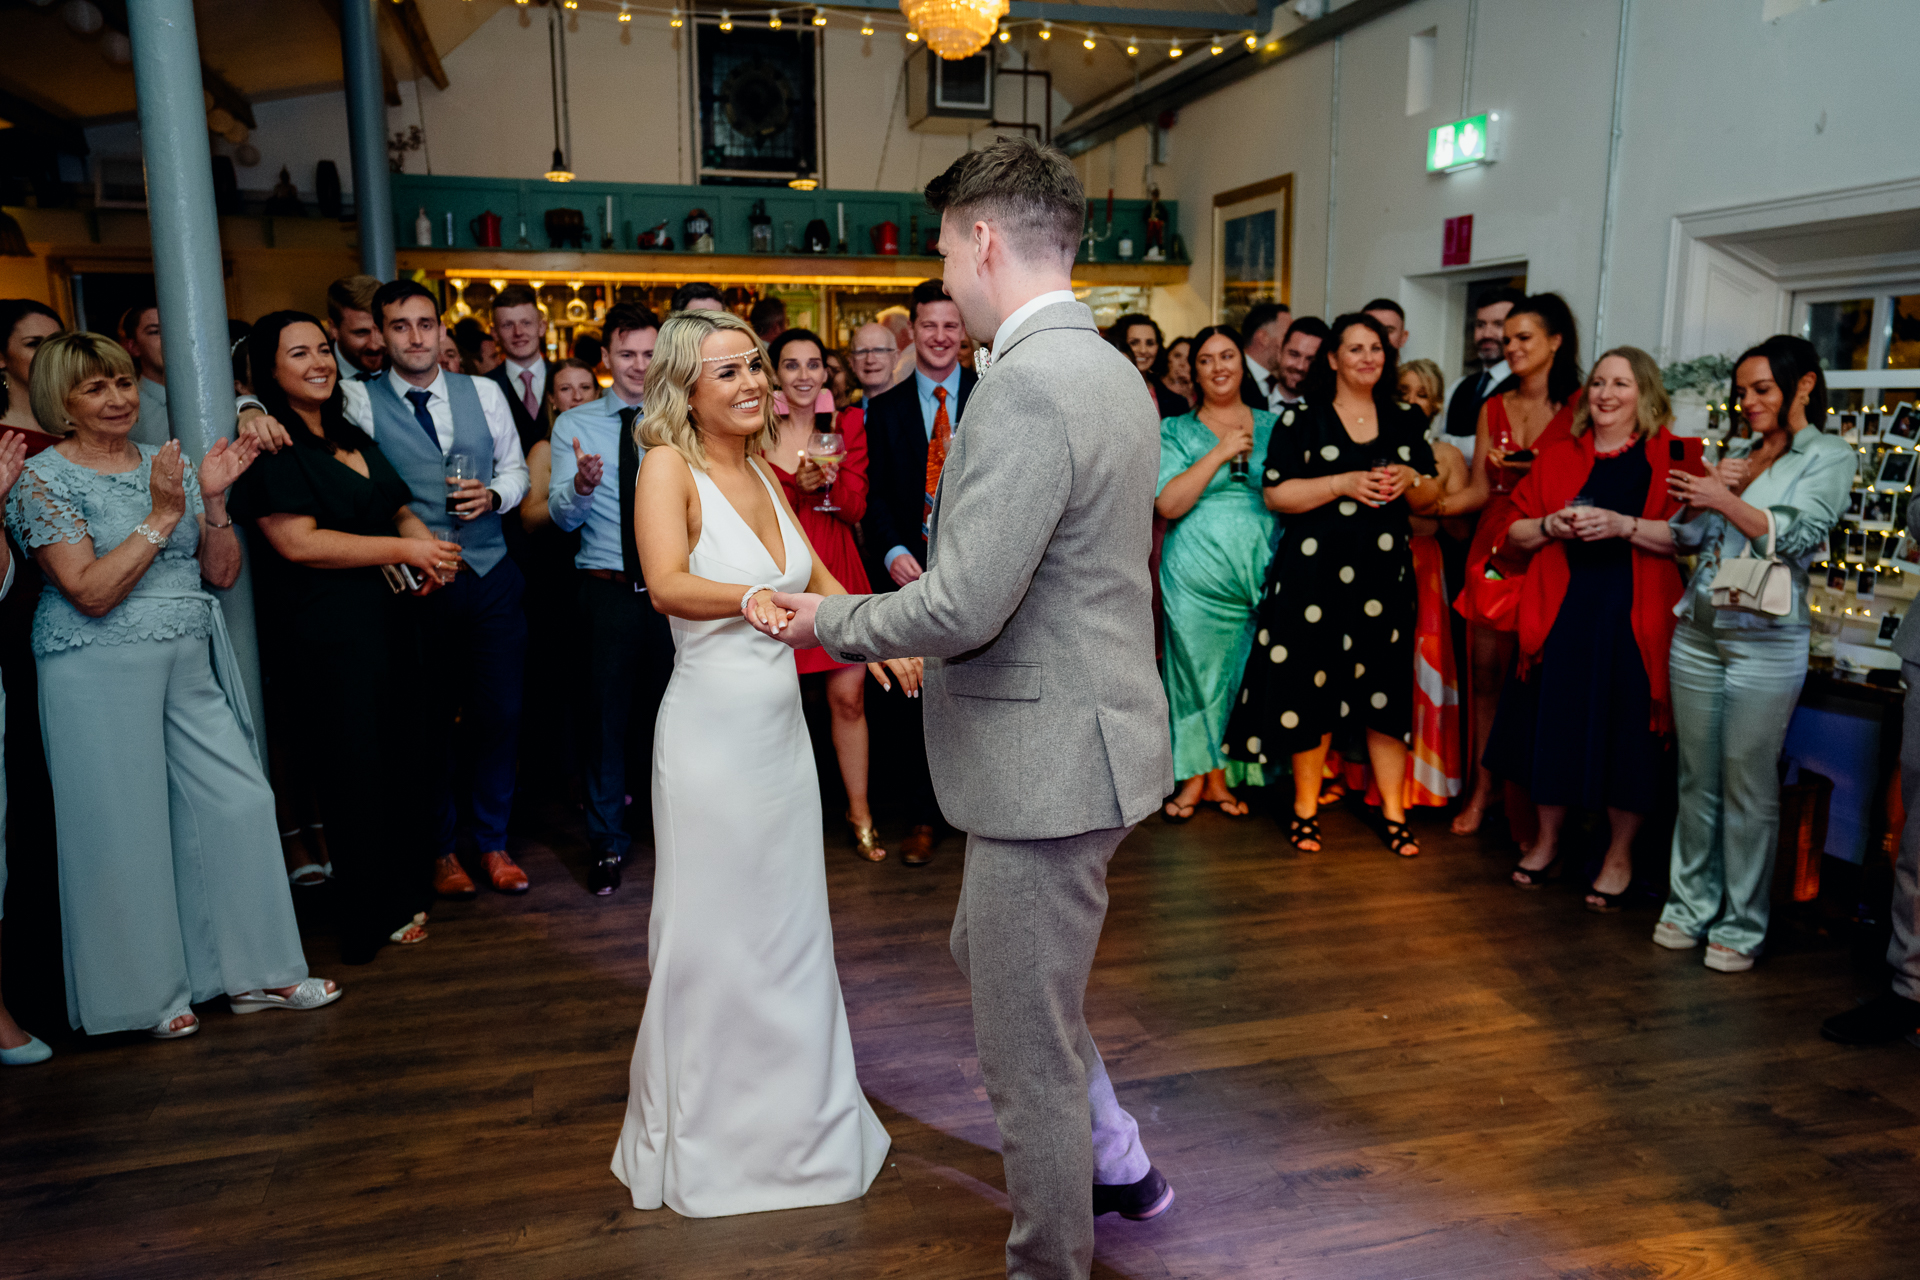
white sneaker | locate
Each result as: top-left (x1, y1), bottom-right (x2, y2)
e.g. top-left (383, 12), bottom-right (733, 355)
top-left (1704, 944), bottom-right (1755, 973)
top-left (1651, 921), bottom-right (1699, 950)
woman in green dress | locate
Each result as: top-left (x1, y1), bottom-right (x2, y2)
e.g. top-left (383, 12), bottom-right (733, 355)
top-left (229, 312), bottom-right (463, 964)
top-left (1155, 325), bottom-right (1280, 820)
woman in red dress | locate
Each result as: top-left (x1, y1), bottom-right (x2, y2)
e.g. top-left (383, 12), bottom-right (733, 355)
top-left (765, 329), bottom-right (888, 862)
top-left (1434, 293), bottom-right (1583, 837)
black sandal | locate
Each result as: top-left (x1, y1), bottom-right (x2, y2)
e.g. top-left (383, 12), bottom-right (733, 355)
top-left (1584, 882), bottom-right (1628, 913)
top-left (1381, 818), bottom-right (1419, 858)
top-left (1287, 813), bottom-right (1322, 852)
top-left (1510, 855), bottom-right (1563, 889)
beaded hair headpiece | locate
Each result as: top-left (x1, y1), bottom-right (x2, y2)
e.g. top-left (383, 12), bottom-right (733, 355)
top-left (700, 351), bottom-right (757, 361)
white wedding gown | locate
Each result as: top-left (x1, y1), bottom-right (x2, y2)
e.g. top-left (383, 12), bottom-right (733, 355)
top-left (612, 461), bottom-right (890, 1218)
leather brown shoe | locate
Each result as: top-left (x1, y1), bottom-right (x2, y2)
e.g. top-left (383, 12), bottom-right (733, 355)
top-left (900, 825), bottom-right (937, 866)
top-left (482, 850), bottom-right (530, 894)
top-left (433, 853), bottom-right (477, 900)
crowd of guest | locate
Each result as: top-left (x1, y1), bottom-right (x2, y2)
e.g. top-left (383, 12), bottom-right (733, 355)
top-left (2, 259), bottom-right (1917, 1068)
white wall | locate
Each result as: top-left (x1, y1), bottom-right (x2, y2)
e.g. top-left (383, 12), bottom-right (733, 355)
top-left (1125, 0), bottom-right (1920, 364)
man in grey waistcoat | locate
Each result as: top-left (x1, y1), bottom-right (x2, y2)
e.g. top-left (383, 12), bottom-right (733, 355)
top-left (1823, 491), bottom-right (1920, 1046)
top-left (759, 137), bottom-right (1177, 1279)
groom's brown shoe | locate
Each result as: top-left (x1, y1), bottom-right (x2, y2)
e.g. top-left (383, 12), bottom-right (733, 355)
top-left (900, 825), bottom-right (937, 866)
top-left (1093, 1166), bottom-right (1174, 1220)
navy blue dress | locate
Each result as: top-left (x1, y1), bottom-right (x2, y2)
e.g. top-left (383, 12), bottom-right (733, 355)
top-left (1485, 447), bottom-right (1659, 812)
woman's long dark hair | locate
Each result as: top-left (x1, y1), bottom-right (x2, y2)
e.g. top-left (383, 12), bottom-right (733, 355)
top-left (1506, 292), bottom-right (1583, 406)
top-left (1187, 323), bottom-right (1245, 403)
top-left (1108, 312), bottom-right (1170, 381)
top-left (1733, 335), bottom-right (1828, 430)
top-left (1301, 312), bottom-right (1403, 417)
top-left (248, 310), bottom-right (375, 456)
top-left (0, 298), bottom-right (63, 417)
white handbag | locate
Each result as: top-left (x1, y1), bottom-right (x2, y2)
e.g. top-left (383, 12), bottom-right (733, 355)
top-left (1709, 509), bottom-right (1794, 617)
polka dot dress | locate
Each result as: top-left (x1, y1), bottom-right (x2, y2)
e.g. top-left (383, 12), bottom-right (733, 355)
top-left (1225, 399), bottom-right (1437, 760)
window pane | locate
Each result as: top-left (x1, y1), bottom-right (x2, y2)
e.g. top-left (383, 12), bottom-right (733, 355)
top-left (1886, 295), bottom-right (1920, 370)
top-left (1807, 298), bottom-right (1874, 371)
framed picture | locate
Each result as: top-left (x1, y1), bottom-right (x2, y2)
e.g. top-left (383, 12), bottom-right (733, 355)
top-left (1876, 450), bottom-right (1915, 492)
top-left (1888, 403), bottom-right (1918, 445)
top-left (1840, 412), bottom-right (1860, 443)
top-left (1849, 528), bottom-right (1868, 560)
top-left (1847, 489), bottom-right (1868, 519)
top-left (1879, 612), bottom-right (1903, 646)
top-left (1858, 567), bottom-right (1877, 600)
top-left (1863, 492), bottom-right (1895, 529)
top-left (1212, 175), bottom-right (1293, 332)
top-left (1863, 411), bottom-right (1884, 441)
top-left (1895, 534), bottom-right (1920, 570)
top-left (1828, 562), bottom-right (1851, 590)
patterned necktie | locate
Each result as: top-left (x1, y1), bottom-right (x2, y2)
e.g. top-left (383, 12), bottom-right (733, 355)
top-left (923, 385), bottom-right (951, 539)
top-left (520, 369), bottom-right (539, 420)
top-left (404, 388), bottom-right (439, 449)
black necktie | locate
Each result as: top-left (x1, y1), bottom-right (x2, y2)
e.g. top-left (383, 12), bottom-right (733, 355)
top-left (404, 388), bottom-right (439, 448)
top-left (618, 406), bottom-right (642, 585)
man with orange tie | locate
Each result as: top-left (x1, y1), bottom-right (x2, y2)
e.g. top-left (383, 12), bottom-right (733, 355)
top-left (860, 278), bottom-right (976, 865)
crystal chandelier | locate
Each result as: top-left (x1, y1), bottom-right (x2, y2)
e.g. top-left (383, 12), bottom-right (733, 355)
top-left (899, 0), bottom-right (1009, 60)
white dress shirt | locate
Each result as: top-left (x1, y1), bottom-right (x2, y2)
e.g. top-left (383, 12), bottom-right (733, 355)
top-left (341, 368), bottom-right (529, 512)
top-left (1440, 359), bottom-right (1509, 463)
top-left (990, 289), bottom-right (1079, 359)
top-left (502, 355), bottom-right (548, 418)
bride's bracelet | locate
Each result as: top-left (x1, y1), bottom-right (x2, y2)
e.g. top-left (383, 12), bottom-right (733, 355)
top-left (740, 583), bottom-right (776, 615)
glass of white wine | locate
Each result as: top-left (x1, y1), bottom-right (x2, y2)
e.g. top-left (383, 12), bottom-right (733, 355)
top-left (806, 429), bottom-right (846, 513)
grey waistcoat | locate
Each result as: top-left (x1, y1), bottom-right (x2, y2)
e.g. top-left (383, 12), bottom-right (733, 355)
top-left (368, 373), bottom-right (507, 576)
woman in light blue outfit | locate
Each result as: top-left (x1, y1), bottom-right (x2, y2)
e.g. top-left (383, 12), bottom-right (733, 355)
top-left (1657, 336), bottom-right (1853, 973)
top-left (6, 332), bottom-right (338, 1038)
top-left (1154, 325), bottom-right (1280, 821)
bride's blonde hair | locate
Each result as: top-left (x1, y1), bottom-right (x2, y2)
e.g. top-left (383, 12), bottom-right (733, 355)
top-left (638, 310), bottom-right (779, 470)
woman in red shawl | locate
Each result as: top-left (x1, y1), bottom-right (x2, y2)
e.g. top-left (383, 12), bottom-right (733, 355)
top-left (1483, 348), bottom-right (1685, 910)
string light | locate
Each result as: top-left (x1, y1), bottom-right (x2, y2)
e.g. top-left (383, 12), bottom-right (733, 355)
top-left (1210, 37), bottom-right (1223, 54)
top-left (719, 8), bottom-right (732, 30)
top-left (998, 24), bottom-right (1010, 42)
top-left (860, 18), bottom-right (874, 34)
top-left (768, 12), bottom-right (781, 28)
top-left (1126, 37), bottom-right (1138, 56)
top-left (1039, 20), bottom-right (1051, 40)
top-left (1169, 39), bottom-right (1182, 58)
top-left (1083, 28), bottom-right (1096, 49)
top-left (1245, 33), bottom-right (1257, 50)
top-left (562, 0), bottom-right (578, 9)
top-left (813, 8), bottom-right (827, 25)
top-left (906, 30), bottom-right (919, 41)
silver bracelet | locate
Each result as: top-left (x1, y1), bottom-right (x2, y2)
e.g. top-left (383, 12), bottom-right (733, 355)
top-left (740, 583), bottom-right (776, 615)
top-left (133, 522), bottom-right (168, 547)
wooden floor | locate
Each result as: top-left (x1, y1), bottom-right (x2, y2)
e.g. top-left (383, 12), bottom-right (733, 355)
top-left (5, 799), bottom-right (1919, 1280)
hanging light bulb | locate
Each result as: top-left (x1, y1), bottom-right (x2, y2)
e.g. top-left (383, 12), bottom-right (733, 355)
top-left (1083, 29), bottom-right (1095, 50)
top-left (1209, 37), bottom-right (1223, 54)
top-left (860, 18), bottom-right (874, 35)
top-left (997, 24), bottom-right (1010, 42)
top-left (719, 8), bottom-right (732, 30)
top-left (1039, 20), bottom-right (1051, 40)
top-left (813, 8), bottom-right (827, 25)
top-left (562, 0), bottom-right (578, 9)
top-left (768, 12), bottom-right (781, 29)
top-left (1169, 39), bottom-right (1182, 57)
top-left (1244, 32), bottom-right (1257, 50)
top-left (1125, 37), bottom-right (1138, 56)
top-left (906, 29), bottom-right (918, 41)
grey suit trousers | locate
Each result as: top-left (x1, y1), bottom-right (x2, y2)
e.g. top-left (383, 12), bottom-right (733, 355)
top-left (1891, 661), bottom-right (1920, 1000)
top-left (951, 827), bottom-right (1151, 1280)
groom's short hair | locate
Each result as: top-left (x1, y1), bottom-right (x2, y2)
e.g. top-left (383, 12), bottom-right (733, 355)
top-left (924, 135), bottom-right (1084, 269)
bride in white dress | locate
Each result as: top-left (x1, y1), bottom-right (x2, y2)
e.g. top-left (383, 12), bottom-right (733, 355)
top-left (613, 309), bottom-right (900, 1217)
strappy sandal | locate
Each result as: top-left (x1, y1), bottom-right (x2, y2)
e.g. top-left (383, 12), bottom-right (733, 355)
top-left (230, 977), bottom-right (341, 1015)
top-left (1287, 812), bottom-right (1321, 852)
top-left (389, 913), bottom-right (429, 945)
top-left (1584, 883), bottom-right (1628, 914)
top-left (1161, 800), bottom-right (1195, 825)
top-left (848, 813), bottom-right (887, 862)
top-left (1510, 855), bottom-right (1563, 889)
top-left (149, 1009), bottom-right (199, 1040)
top-left (1381, 818), bottom-right (1419, 858)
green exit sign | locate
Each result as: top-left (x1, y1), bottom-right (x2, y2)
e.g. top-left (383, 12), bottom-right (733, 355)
top-left (1426, 113), bottom-right (1503, 173)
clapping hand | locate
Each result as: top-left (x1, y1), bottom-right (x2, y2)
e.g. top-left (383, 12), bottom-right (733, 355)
top-left (0, 431), bottom-right (29, 504)
top-left (571, 438), bottom-right (604, 496)
top-left (149, 440), bottom-right (187, 527)
top-left (199, 434), bottom-right (261, 499)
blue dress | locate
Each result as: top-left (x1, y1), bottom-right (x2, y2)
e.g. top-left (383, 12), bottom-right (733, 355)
top-left (1155, 409), bottom-right (1280, 785)
top-left (6, 444), bottom-right (307, 1033)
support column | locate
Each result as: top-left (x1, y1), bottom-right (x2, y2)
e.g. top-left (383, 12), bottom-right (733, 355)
top-left (127, 0), bottom-right (264, 729)
top-left (341, 0), bottom-right (395, 280)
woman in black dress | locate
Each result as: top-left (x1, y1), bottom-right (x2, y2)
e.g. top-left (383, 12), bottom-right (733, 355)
top-left (1227, 314), bottom-right (1442, 856)
top-left (229, 311), bottom-right (463, 964)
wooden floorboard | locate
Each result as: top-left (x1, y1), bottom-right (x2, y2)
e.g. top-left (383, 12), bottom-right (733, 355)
top-left (4, 798), bottom-right (1918, 1279)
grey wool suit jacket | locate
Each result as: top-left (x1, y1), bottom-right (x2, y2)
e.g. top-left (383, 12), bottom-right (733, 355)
top-left (814, 299), bottom-right (1175, 841)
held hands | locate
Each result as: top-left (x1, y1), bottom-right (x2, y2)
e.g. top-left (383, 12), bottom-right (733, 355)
top-left (889, 553), bottom-right (924, 587)
top-left (198, 434), bottom-right (261, 500)
top-left (768, 591), bottom-right (823, 648)
top-left (147, 440), bottom-right (188, 533)
top-left (869, 657), bottom-right (924, 698)
top-left (742, 587), bottom-right (795, 636)
top-left (447, 477), bottom-right (493, 520)
top-left (570, 438), bottom-right (604, 496)
top-left (0, 431), bottom-right (29, 504)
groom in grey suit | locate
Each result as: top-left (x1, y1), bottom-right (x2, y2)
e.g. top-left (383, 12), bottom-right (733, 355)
top-left (760, 137), bottom-right (1176, 1279)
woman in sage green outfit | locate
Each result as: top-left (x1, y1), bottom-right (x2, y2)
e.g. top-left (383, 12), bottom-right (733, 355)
top-left (6, 332), bottom-right (338, 1038)
top-left (1658, 335), bottom-right (1853, 973)
top-left (1154, 325), bottom-right (1279, 821)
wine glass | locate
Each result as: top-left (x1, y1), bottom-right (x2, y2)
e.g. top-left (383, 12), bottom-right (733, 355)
top-left (805, 430), bottom-right (846, 513)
